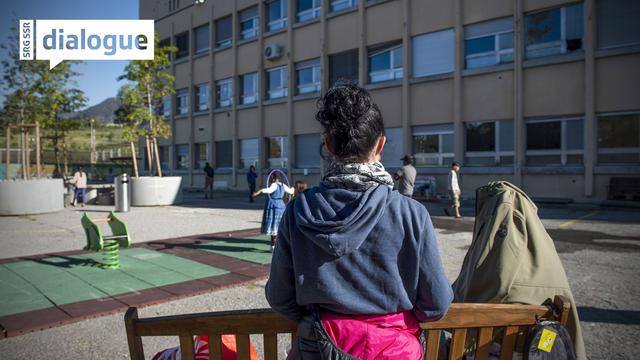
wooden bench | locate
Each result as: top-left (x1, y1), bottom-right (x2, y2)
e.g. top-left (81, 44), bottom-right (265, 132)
top-left (124, 295), bottom-right (570, 360)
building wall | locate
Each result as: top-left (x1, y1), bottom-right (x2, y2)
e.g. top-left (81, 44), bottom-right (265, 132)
top-left (141, 0), bottom-right (640, 203)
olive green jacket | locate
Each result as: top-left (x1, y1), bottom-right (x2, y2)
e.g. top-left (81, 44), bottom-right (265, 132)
top-left (452, 181), bottom-right (585, 360)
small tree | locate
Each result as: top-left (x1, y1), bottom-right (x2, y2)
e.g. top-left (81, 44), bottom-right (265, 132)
top-left (116, 35), bottom-right (175, 177)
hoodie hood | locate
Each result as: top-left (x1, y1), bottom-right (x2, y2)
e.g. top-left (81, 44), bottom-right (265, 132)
top-left (293, 184), bottom-right (393, 257)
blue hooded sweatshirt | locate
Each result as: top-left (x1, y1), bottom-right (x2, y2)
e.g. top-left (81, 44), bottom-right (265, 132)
top-left (265, 183), bottom-right (453, 323)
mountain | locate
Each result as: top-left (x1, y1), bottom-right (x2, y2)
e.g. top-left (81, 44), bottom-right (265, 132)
top-left (60, 97), bottom-right (120, 124)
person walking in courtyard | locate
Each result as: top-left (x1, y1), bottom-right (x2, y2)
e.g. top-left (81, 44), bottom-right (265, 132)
top-left (203, 162), bottom-right (214, 199)
top-left (445, 162), bottom-right (462, 218)
top-left (394, 154), bottom-right (417, 197)
top-left (252, 171), bottom-right (293, 251)
top-left (70, 166), bottom-right (87, 207)
top-left (266, 85), bottom-right (452, 359)
top-left (247, 165), bottom-right (258, 203)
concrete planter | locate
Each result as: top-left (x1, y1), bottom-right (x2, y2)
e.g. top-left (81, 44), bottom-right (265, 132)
top-left (0, 179), bottom-right (64, 215)
top-left (130, 176), bottom-right (183, 206)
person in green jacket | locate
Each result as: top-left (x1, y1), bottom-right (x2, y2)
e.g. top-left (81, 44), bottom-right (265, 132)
top-left (452, 181), bottom-right (586, 360)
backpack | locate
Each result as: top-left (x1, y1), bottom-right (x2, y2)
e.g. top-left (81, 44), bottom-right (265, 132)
top-left (524, 321), bottom-right (576, 360)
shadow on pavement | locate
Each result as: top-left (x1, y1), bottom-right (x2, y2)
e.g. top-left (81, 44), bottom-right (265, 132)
top-left (578, 306), bottom-right (640, 325)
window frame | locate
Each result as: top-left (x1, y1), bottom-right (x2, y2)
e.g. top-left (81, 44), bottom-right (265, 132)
top-left (193, 142), bottom-right (209, 169)
top-left (216, 78), bottom-right (233, 108)
top-left (329, 49), bottom-right (359, 87)
top-left (194, 83), bottom-right (209, 112)
top-left (215, 16), bottom-right (233, 48)
top-left (175, 144), bottom-right (190, 170)
top-left (266, 136), bottom-right (288, 169)
top-left (295, 133), bottom-right (321, 168)
top-left (464, 19), bottom-right (514, 69)
top-left (368, 44), bottom-right (403, 83)
top-left (525, 117), bottom-right (584, 166)
top-left (266, 66), bottom-right (289, 99)
top-left (162, 95), bottom-right (171, 119)
top-left (413, 125), bottom-right (455, 167)
top-left (596, 112), bottom-right (640, 164)
top-left (297, 0), bottom-right (321, 23)
top-left (464, 120), bottom-right (515, 166)
top-left (174, 31), bottom-right (189, 60)
top-left (240, 72), bottom-right (259, 105)
top-left (193, 23), bottom-right (210, 55)
top-left (239, 7), bottom-right (259, 40)
top-left (296, 59), bottom-right (321, 95)
top-left (330, 0), bottom-right (357, 13)
top-left (175, 88), bottom-right (189, 116)
top-left (239, 138), bottom-right (259, 169)
top-left (524, 4), bottom-right (584, 59)
top-left (215, 140), bottom-right (233, 169)
top-left (267, 0), bottom-right (288, 32)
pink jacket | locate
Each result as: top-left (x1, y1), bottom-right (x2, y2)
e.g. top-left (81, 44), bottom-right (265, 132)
top-left (320, 311), bottom-right (423, 360)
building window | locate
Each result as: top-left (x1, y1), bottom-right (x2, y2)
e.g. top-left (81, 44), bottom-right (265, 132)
top-left (297, 0), bottom-right (321, 23)
top-left (240, 72), bottom-right (258, 105)
top-left (176, 88), bottom-right (189, 116)
top-left (194, 143), bottom-right (209, 169)
top-left (175, 144), bottom-right (189, 170)
top-left (216, 79), bottom-right (233, 108)
top-left (174, 31), bottom-right (189, 59)
top-left (239, 6), bottom-right (259, 40)
top-left (266, 66), bottom-right (288, 99)
top-left (381, 127), bottom-right (403, 168)
top-left (329, 49), bottom-right (358, 87)
top-left (525, 118), bottom-right (583, 166)
top-left (159, 37), bottom-right (170, 49)
top-left (194, 84), bottom-right (209, 112)
top-left (596, 0), bottom-right (640, 50)
top-left (162, 96), bottom-right (171, 119)
top-left (368, 43), bottom-right (403, 83)
top-left (267, 0), bottom-right (288, 32)
top-left (413, 124), bottom-right (454, 166)
top-left (193, 24), bottom-right (209, 54)
top-left (330, 0), bottom-right (357, 13)
top-left (240, 138), bottom-right (259, 169)
top-left (158, 145), bottom-right (170, 172)
top-left (412, 29), bottom-right (454, 78)
top-left (525, 3), bottom-right (584, 59)
top-left (296, 59), bottom-right (321, 95)
top-left (215, 141), bottom-right (233, 168)
top-left (267, 136), bottom-right (288, 168)
top-left (597, 113), bottom-right (640, 164)
top-left (215, 16), bottom-right (232, 48)
top-left (464, 17), bottom-right (513, 69)
top-left (295, 134), bottom-right (321, 168)
top-left (465, 120), bottom-right (514, 166)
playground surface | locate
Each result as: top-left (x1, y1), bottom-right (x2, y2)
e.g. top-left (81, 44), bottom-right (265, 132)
top-left (0, 191), bottom-right (639, 359)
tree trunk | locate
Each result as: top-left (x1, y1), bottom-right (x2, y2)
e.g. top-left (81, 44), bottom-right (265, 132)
top-left (145, 136), bottom-right (153, 175)
top-left (130, 141), bottom-right (139, 177)
top-left (153, 137), bottom-right (162, 177)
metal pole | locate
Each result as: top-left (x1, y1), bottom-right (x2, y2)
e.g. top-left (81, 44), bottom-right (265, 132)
top-left (5, 126), bottom-right (10, 180)
top-left (35, 123), bottom-right (41, 178)
top-left (21, 127), bottom-right (27, 179)
top-left (25, 127), bottom-right (31, 180)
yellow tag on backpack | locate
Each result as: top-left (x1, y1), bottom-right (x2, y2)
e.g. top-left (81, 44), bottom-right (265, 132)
top-left (537, 328), bottom-right (557, 352)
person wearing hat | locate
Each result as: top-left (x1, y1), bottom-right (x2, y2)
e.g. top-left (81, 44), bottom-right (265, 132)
top-left (394, 155), bottom-right (417, 197)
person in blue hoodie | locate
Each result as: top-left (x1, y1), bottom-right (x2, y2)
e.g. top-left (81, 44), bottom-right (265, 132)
top-left (265, 85), bottom-right (453, 360)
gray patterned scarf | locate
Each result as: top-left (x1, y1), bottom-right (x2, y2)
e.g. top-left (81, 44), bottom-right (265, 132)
top-left (322, 161), bottom-right (394, 191)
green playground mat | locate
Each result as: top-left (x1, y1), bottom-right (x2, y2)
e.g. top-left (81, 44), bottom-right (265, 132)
top-left (189, 235), bottom-right (273, 265)
top-left (0, 248), bottom-right (228, 317)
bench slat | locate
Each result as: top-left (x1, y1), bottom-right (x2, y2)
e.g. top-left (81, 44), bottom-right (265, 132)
top-left (425, 329), bottom-right (440, 360)
top-left (420, 304), bottom-right (551, 329)
top-left (263, 333), bottom-right (278, 360)
top-left (179, 335), bottom-right (195, 360)
top-left (475, 327), bottom-right (493, 360)
top-left (499, 326), bottom-right (519, 360)
top-left (449, 328), bottom-right (467, 360)
top-left (236, 334), bottom-right (251, 360)
top-left (208, 335), bottom-right (222, 360)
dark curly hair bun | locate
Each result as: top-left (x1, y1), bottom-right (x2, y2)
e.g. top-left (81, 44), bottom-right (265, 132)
top-left (316, 85), bottom-right (384, 162)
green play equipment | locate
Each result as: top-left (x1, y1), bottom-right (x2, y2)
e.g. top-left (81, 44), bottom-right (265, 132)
top-left (81, 212), bottom-right (131, 269)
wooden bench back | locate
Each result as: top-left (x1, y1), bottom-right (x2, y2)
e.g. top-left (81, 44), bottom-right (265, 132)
top-left (124, 295), bottom-right (570, 360)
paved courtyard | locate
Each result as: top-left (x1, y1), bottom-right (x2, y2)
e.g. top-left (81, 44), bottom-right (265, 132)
top-left (0, 191), bottom-right (638, 359)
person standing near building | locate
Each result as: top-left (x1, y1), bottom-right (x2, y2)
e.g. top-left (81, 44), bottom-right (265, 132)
top-left (203, 162), bottom-right (214, 199)
top-left (394, 155), bottom-right (417, 197)
top-left (247, 166), bottom-right (258, 203)
top-left (446, 162), bottom-right (462, 218)
top-left (70, 167), bottom-right (87, 207)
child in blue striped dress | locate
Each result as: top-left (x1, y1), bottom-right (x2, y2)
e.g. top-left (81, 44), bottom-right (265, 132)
top-left (252, 171), bottom-right (294, 251)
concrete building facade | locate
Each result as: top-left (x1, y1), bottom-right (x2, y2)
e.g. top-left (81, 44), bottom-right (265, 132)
top-left (139, 0), bottom-right (640, 202)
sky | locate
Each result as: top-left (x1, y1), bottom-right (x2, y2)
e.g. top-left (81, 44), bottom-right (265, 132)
top-left (0, 0), bottom-right (139, 108)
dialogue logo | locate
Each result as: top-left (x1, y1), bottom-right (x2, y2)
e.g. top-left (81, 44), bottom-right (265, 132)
top-left (19, 20), bottom-right (154, 69)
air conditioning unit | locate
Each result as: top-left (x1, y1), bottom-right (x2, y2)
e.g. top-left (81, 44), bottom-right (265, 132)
top-left (264, 44), bottom-right (283, 60)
